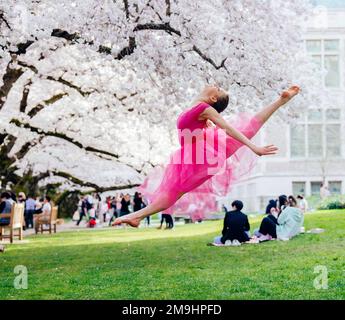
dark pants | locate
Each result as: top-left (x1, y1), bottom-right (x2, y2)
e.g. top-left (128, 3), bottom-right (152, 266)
top-left (25, 209), bottom-right (35, 229)
top-left (109, 209), bottom-right (119, 226)
top-left (120, 210), bottom-right (129, 217)
top-left (0, 218), bottom-right (10, 226)
top-left (160, 214), bottom-right (174, 229)
top-left (167, 215), bottom-right (174, 228)
top-left (77, 211), bottom-right (87, 226)
top-left (259, 216), bottom-right (277, 238)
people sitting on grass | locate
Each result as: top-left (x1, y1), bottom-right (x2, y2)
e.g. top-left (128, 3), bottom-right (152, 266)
top-left (0, 192), bottom-right (13, 227)
top-left (256, 195), bottom-right (303, 241)
top-left (34, 196), bottom-right (52, 233)
top-left (213, 200), bottom-right (250, 246)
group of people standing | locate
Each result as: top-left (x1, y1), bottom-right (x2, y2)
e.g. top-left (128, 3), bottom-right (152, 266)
top-left (76, 192), bottom-right (149, 227)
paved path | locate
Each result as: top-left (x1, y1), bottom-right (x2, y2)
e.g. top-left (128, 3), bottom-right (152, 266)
top-left (22, 219), bottom-right (187, 236)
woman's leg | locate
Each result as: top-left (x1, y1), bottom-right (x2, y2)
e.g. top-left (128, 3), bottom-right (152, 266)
top-left (113, 192), bottom-right (184, 227)
top-left (76, 211), bottom-right (84, 226)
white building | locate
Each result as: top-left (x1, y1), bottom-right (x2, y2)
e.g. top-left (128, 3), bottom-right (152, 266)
top-left (227, 5), bottom-right (345, 212)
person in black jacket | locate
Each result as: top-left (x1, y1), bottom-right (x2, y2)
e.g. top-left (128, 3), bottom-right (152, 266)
top-left (264, 199), bottom-right (278, 224)
top-left (213, 200), bottom-right (250, 245)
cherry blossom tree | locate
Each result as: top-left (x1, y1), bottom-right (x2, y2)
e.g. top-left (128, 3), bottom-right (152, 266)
top-left (0, 0), bottom-right (320, 193)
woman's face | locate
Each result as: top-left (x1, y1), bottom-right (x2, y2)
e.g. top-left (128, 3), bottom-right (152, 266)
top-left (201, 85), bottom-right (229, 108)
top-left (203, 85), bottom-right (227, 99)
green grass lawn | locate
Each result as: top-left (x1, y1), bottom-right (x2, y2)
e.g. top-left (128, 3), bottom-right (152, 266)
top-left (1, 210), bottom-right (345, 300)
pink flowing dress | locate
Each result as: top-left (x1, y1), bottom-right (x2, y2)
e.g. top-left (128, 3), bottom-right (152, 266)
top-left (138, 102), bottom-right (263, 221)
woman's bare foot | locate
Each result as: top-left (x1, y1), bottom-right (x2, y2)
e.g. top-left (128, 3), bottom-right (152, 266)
top-left (112, 213), bottom-right (142, 228)
top-left (280, 85), bottom-right (300, 104)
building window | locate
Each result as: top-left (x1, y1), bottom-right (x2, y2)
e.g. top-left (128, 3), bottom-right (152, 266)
top-left (290, 125), bottom-right (306, 157)
top-left (326, 108), bottom-right (340, 120)
top-left (311, 181), bottom-right (322, 196)
top-left (326, 124), bottom-right (341, 157)
top-left (308, 124), bottom-right (322, 157)
top-left (328, 181), bottom-right (342, 195)
top-left (290, 108), bottom-right (342, 159)
top-left (292, 182), bottom-right (306, 196)
top-left (306, 39), bottom-right (340, 88)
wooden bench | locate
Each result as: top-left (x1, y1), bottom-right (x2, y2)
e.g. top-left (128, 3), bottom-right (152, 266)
top-left (174, 215), bottom-right (193, 224)
top-left (36, 206), bottom-right (59, 234)
top-left (0, 203), bottom-right (25, 243)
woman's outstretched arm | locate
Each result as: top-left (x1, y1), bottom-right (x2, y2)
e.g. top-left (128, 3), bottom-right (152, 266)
top-left (200, 107), bottom-right (278, 156)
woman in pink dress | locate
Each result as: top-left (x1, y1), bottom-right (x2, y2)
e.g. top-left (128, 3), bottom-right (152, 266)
top-left (113, 85), bottom-right (300, 227)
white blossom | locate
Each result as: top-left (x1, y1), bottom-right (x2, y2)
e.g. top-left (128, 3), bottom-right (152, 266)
top-left (0, 0), bottom-right (322, 190)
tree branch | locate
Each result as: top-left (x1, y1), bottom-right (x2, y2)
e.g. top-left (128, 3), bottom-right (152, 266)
top-left (9, 41), bottom-right (35, 55)
top-left (0, 10), bottom-right (11, 30)
top-left (36, 170), bottom-right (140, 192)
top-left (133, 22), bottom-right (181, 36)
top-left (0, 60), bottom-right (24, 111)
top-left (0, 134), bottom-right (17, 154)
top-left (19, 79), bottom-right (32, 113)
top-left (123, 0), bottom-right (130, 19)
top-left (192, 45), bottom-right (227, 70)
top-left (114, 91), bottom-right (138, 102)
top-left (17, 60), bottom-right (96, 97)
top-left (234, 81), bottom-right (260, 93)
top-left (10, 118), bottom-right (121, 159)
top-left (46, 76), bottom-right (95, 97)
top-left (13, 136), bottom-right (44, 160)
top-left (165, 0), bottom-right (171, 16)
top-left (17, 60), bottom-right (38, 73)
top-left (115, 36), bottom-right (137, 60)
top-left (28, 93), bottom-right (68, 118)
top-left (51, 29), bottom-right (79, 41)
top-left (0, 134), bottom-right (20, 185)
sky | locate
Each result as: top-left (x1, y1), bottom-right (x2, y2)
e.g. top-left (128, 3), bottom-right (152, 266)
top-left (312, 0), bottom-right (345, 7)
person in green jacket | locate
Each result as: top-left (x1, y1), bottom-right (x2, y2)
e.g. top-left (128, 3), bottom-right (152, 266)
top-left (258, 195), bottom-right (304, 241)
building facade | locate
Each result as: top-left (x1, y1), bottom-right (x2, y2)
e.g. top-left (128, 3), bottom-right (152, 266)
top-left (226, 7), bottom-right (345, 212)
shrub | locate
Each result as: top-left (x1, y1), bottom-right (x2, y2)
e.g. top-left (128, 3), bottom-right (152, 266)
top-left (318, 195), bottom-right (345, 210)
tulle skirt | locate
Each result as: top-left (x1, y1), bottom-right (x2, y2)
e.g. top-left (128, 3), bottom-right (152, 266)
top-left (138, 113), bottom-right (263, 221)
